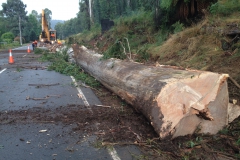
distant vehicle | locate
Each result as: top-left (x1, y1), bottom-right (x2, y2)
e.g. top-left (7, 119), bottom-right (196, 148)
top-left (39, 9), bottom-right (57, 44)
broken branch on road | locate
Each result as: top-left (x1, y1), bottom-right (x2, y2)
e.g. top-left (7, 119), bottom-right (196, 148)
top-left (26, 95), bottom-right (61, 100)
top-left (17, 66), bottom-right (48, 70)
top-left (95, 104), bottom-right (112, 108)
top-left (28, 83), bottom-right (60, 88)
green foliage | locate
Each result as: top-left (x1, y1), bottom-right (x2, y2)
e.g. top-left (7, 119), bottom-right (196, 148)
top-left (172, 21), bottom-right (185, 33)
top-left (39, 49), bottom-right (100, 88)
top-left (160, 0), bottom-right (174, 9)
top-left (0, 40), bottom-right (21, 49)
top-left (28, 14), bottom-right (41, 40)
top-left (186, 137), bottom-right (203, 148)
top-left (210, 0), bottom-right (240, 16)
top-left (155, 28), bottom-right (169, 46)
top-left (0, 0), bottom-right (27, 36)
top-left (31, 10), bottom-right (39, 20)
top-left (136, 44), bottom-right (150, 62)
top-left (79, 0), bottom-right (91, 31)
top-left (187, 141), bottom-right (195, 148)
top-left (1, 32), bottom-right (14, 41)
top-left (102, 39), bottom-right (127, 59)
top-left (56, 17), bottom-right (83, 39)
top-left (54, 22), bottom-right (63, 38)
top-left (3, 39), bottom-right (12, 44)
top-left (66, 24), bottom-right (101, 45)
top-left (1, 0), bottom-right (27, 18)
top-left (29, 30), bottom-right (37, 41)
top-left (116, 10), bottom-right (153, 26)
top-left (219, 128), bottom-right (229, 135)
top-left (34, 48), bottom-right (49, 54)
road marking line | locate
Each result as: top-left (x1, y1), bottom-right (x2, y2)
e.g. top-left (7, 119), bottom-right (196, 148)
top-left (71, 76), bottom-right (121, 160)
top-left (107, 147), bottom-right (121, 160)
top-left (0, 68), bottom-right (7, 74)
top-left (23, 54), bottom-right (27, 57)
top-left (70, 76), bottom-right (92, 113)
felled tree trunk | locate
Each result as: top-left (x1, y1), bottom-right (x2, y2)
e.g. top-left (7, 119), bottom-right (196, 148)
top-left (73, 44), bottom-right (230, 139)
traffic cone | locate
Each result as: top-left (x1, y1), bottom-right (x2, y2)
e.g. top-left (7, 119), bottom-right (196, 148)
top-left (27, 45), bottom-right (31, 53)
top-left (9, 49), bottom-right (14, 64)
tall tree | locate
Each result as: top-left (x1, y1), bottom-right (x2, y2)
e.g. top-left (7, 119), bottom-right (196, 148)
top-left (93, 0), bottom-right (101, 23)
top-left (31, 10), bottom-right (40, 21)
top-left (0, 17), bottom-right (9, 35)
top-left (0, 0), bottom-right (27, 36)
top-left (54, 22), bottom-right (63, 39)
top-left (28, 14), bottom-right (41, 39)
top-left (79, 0), bottom-right (91, 30)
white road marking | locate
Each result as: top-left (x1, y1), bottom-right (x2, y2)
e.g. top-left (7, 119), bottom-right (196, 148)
top-left (107, 147), bottom-right (121, 160)
top-left (23, 54), bottom-right (27, 57)
top-left (0, 68), bottom-right (7, 74)
top-left (70, 76), bottom-right (92, 113)
top-left (70, 76), bottom-right (121, 160)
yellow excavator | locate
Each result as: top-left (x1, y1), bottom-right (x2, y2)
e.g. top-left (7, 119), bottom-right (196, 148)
top-left (39, 9), bottom-right (57, 44)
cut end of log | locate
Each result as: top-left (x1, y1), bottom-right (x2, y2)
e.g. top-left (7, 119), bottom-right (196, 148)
top-left (154, 72), bottom-right (229, 139)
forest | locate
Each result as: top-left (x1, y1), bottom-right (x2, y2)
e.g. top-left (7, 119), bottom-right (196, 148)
top-left (0, 0), bottom-right (219, 43)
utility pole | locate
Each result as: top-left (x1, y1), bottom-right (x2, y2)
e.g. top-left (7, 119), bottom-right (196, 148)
top-left (89, 0), bottom-right (93, 23)
top-left (19, 16), bottom-right (22, 46)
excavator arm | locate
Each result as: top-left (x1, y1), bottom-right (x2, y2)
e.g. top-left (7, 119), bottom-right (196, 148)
top-left (39, 9), bottom-right (56, 44)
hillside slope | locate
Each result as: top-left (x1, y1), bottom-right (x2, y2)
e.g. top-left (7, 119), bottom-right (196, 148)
top-left (70, 8), bottom-right (240, 105)
top-left (150, 13), bottom-right (240, 105)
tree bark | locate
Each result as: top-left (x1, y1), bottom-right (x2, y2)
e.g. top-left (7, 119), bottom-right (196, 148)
top-left (73, 44), bottom-right (230, 139)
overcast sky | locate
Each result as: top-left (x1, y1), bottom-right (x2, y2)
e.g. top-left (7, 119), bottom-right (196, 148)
top-left (0, 0), bottom-right (79, 20)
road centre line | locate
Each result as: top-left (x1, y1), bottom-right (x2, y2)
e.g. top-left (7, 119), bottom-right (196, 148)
top-left (0, 68), bottom-right (7, 74)
top-left (71, 76), bottom-right (121, 160)
top-left (70, 76), bottom-right (92, 113)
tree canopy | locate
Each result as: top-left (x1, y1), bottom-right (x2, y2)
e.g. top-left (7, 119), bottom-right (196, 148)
top-left (1, 0), bottom-right (27, 18)
top-left (0, 0), bottom-right (27, 39)
top-left (0, 0), bottom-right (218, 43)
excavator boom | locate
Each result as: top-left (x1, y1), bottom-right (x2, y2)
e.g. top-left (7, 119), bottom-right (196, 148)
top-left (39, 9), bottom-right (56, 44)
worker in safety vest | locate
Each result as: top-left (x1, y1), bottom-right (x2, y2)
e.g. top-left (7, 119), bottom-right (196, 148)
top-left (32, 40), bottom-right (38, 50)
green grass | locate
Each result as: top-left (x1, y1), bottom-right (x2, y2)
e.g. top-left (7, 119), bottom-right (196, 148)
top-left (0, 42), bottom-right (23, 50)
top-left (34, 48), bottom-right (49, 54)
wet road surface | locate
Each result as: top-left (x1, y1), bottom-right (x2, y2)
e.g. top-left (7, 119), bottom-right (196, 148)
top-left (0, 47), bottom-right (142, 160)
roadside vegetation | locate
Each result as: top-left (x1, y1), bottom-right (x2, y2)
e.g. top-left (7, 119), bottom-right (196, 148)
top-left (0, 32), bottom-right (22, 50)
top-left (0, 42), bottom-right (21, 51)
top-left (37, 48), bottom-right (100, 88)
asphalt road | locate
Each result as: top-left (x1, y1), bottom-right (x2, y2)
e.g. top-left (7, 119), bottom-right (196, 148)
top-left (0, 46), bottom-right (142, 160)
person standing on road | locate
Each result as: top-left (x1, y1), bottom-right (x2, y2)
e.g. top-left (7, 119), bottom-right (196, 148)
top-left (32, 41), bottom-right (35, 50)
top-left (32, 40), bottom-right (38, 50)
